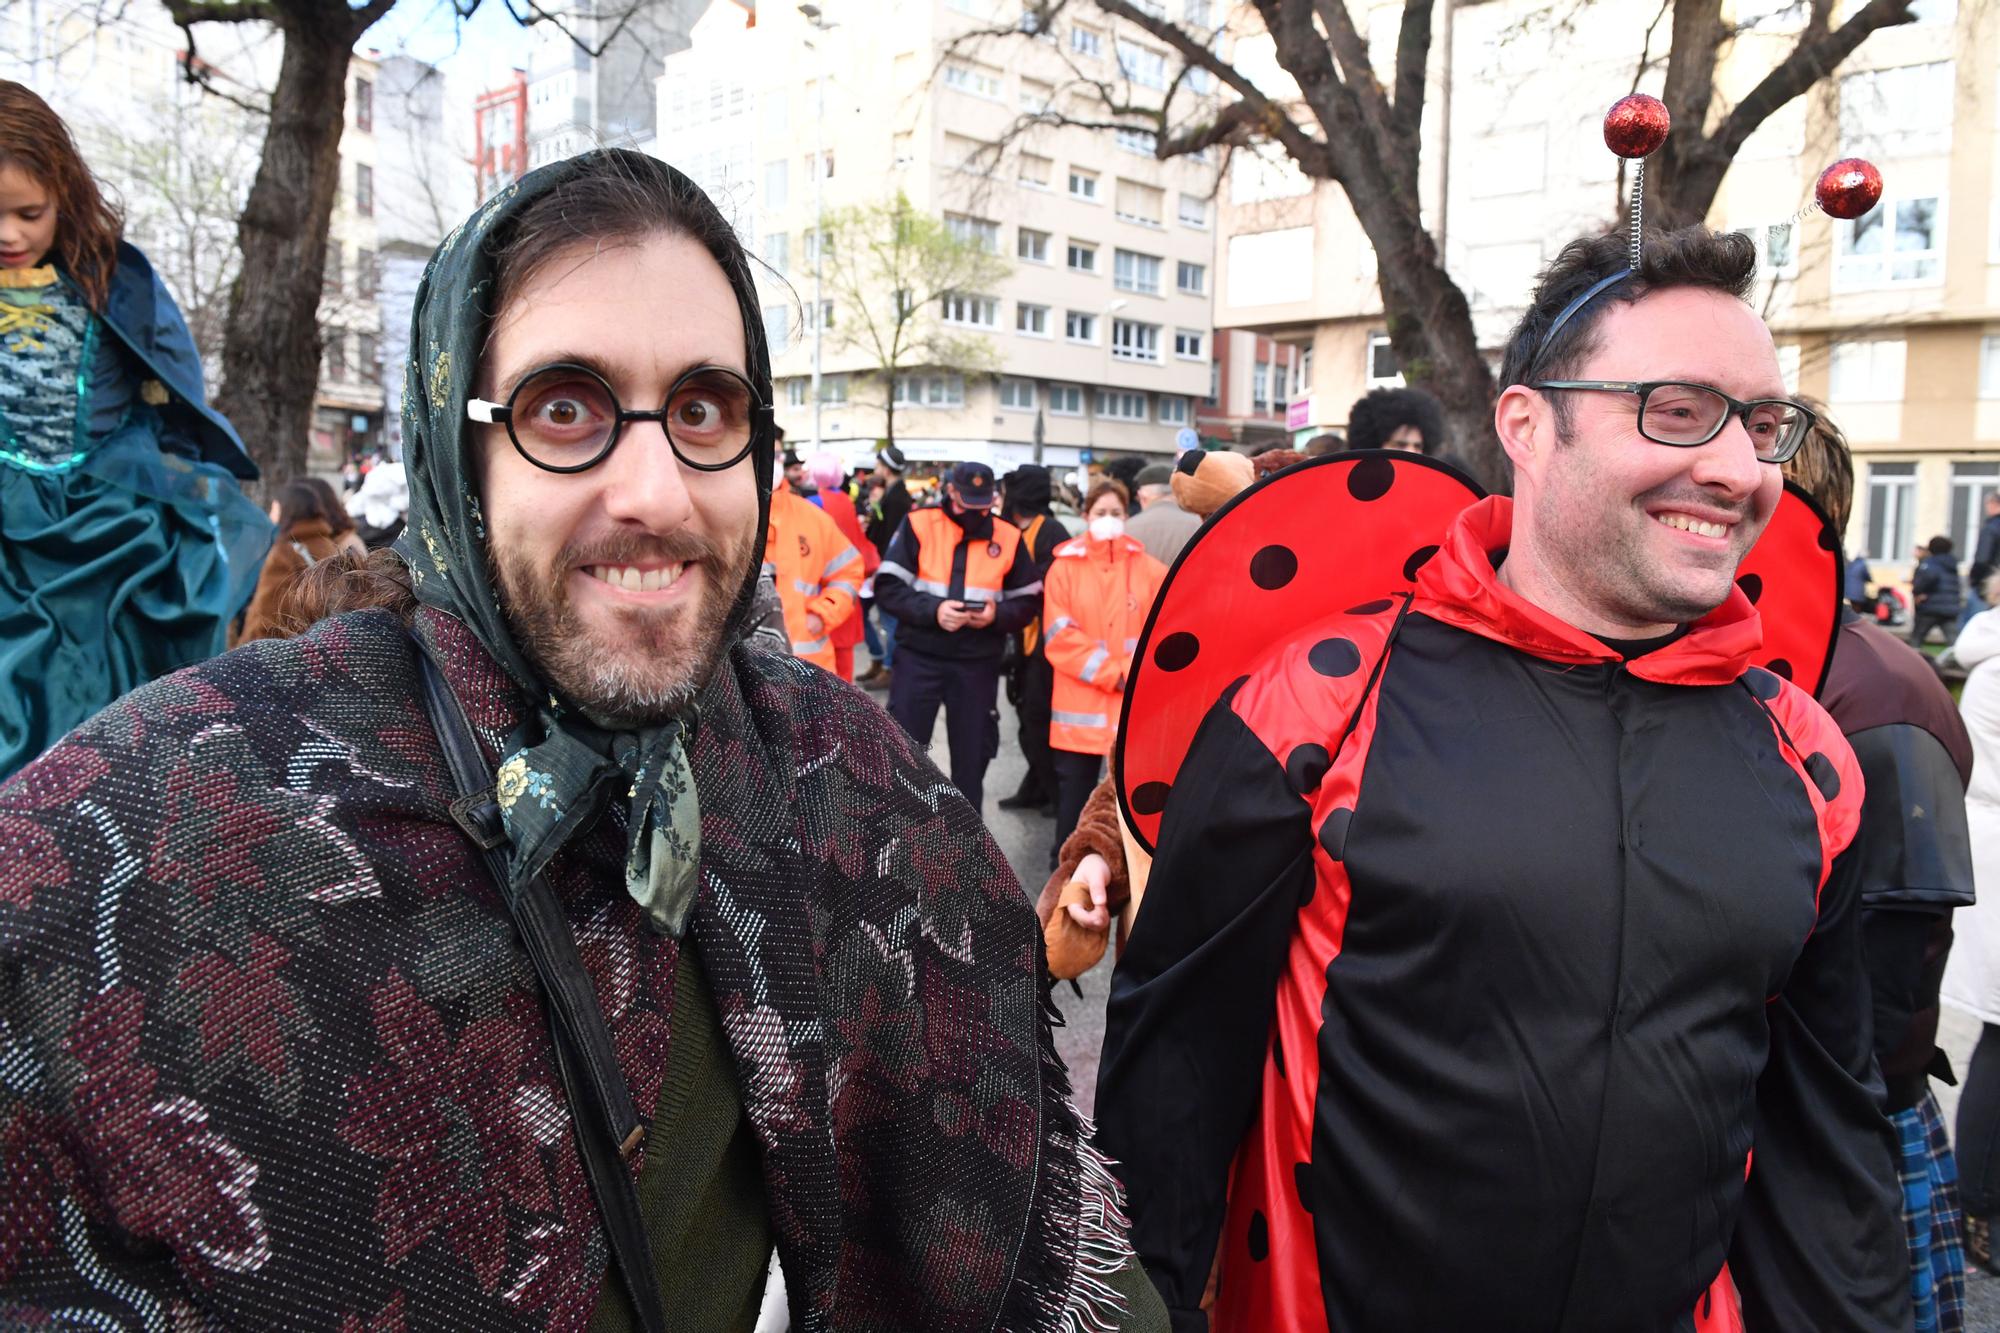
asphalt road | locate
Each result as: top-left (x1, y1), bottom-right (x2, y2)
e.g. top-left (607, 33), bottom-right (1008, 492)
top-left (881, 670), bottom-right (1999, 1328)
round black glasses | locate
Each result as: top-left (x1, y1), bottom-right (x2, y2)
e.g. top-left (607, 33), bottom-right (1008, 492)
top-left (466, 362), bottom-right (771, 475)
top-left (1529, 380), bottom-right (1815, 464)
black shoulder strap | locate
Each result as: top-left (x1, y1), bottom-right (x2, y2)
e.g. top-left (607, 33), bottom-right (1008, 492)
top-left (411, 639), bottom-right (669, 1333)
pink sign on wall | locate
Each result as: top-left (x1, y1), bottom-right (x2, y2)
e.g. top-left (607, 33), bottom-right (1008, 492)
top-left (1285, 398), bottom-right (1313, 431)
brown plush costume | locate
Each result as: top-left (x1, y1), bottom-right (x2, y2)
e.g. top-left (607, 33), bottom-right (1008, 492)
top-left (1035, 448), bottom-right (1270, 978)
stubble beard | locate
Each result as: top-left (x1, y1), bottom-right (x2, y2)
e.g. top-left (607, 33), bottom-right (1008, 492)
top-left (493, 526), bottom-right (754, 726)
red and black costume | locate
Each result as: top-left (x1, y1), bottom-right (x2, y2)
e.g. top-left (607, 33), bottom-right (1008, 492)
top-left (1099, 477), bottom-right (1909, 1331)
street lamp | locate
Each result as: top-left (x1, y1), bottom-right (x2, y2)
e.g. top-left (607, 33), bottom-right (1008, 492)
top-left (800, 3), bottom-right (835, 455)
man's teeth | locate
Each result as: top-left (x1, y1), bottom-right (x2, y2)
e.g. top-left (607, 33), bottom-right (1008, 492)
top-left (586, 563), bottom-right (686, 592)
top-left (1655, 513), bottom-right (1727, 540)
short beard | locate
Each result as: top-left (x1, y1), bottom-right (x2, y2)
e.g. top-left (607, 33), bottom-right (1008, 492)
top-left (492, 525), bottom-right (752, 727)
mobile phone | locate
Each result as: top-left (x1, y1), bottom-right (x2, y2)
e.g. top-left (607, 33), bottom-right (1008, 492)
top-left (959, 600), bottom-right (988, 613)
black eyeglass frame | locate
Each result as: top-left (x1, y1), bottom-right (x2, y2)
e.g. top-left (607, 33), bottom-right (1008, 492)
top-left (1528, 379), bottom-right (1815, 464)
top-left (466, 360), bottom-right (774, 476)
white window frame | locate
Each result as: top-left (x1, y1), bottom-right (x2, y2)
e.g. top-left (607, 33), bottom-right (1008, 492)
top-left (1095, 388), bottom-right (1149, 421)
top-left (818, 374), bottom-right (848, 405)
top-left (1828, 338), bottom-right (1907, 402)
top-left (944, 213), bottom-right (1001, 254)
top-left (1949, 462), bottom-right (1999, 555)
top-left (1113, 249), bottom-right (1162, 295)
top-left (1070, 25), bottom-right (1103, 58)
top-left (999, 376), bottom-right (1037, 410)
top-left (1835, 195), bottom-right (1945, 291)
top-left (761, 231), bottom-right (789, 275)
top-left (787, 378), bottom-right (807, 407)
top-left (1176, 260), bottom-right (1206, 295)
top-left (1068, 170), bottom-right (1099, 203)
top-left (1980, 335), bottom-right (2000, 399)
top-left (1067, 241), bottom-right (1098, 274)
top-left (940, 292), bottom-right (1000, 328)
top-left (1048, 382), bottom-right (1085, 416)
top-left (1864, 462), bottom-right (1918, 563)
top-left (1178, 192), bottom-right (1210, 228)
top-left (1115, 128), bottom-right (1157, 156)
top-left (1065, 310), bottom-right (1098, 344)
top-left (1116, 40), bottom-right (1168, 90)
top-left (1018, 227), bottom-right (1050, 263)
top-left (1365, 332), bottom-right (1404, 389)
top-left (1157, 393), bottom-right (1189, 425)
top-left (1174, 328), bottom-right (1206, 361)
top-left (1016, 302), bottom-right (1052, 337)
top-left (893, 373), bottom-right (967, 407)
top-left (1110, 318), bottom-right (1161, 363)
top-left (941, 61), bottom-right (1004, 100)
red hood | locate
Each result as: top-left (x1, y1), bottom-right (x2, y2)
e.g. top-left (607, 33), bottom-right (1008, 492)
top-left (1412, 496), bottom-right (1764, 688)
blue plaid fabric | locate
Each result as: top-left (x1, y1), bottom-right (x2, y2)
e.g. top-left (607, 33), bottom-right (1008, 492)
top-left (1899, 1090), bottom-right (1966, 1333)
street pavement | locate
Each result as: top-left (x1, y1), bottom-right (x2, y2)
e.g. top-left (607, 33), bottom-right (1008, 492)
top-left (880, 670), bottom-right (1999, 1327)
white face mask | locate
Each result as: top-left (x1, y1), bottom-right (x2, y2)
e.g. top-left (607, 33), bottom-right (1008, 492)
top-left (1089, 514), bottom-right (1126, 542)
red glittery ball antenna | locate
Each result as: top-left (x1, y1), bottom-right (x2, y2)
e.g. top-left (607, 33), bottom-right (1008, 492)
top-left (1603, 94), bottom-right (1671, 269)
top-left (1815, 158), bottom-right (1884, 221)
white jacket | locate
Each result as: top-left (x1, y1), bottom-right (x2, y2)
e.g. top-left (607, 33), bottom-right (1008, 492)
top-left (1941, 610), bottom-right (2000, 1023)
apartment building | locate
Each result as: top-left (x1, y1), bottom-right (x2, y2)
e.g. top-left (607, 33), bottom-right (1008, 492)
top-left (658, 0), bottom-right (1222, 469)
top-left (1215, 0), bottom-right (1998, 575)
top-left (475, 71), bottom-right (532, 203)
top-left (312, 55), bottom-right (388, 474)
top-left (527, 0), bottom-right (703, 166)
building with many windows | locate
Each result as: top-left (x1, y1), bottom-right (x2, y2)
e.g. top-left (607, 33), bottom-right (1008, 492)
top-left (527, 0), bottom-right (704, 166)
top-left (1214, 0), bottom-right (1997, 578)
top-left (658, 0), bottom-right (1222, 468)
top-left (475, 70), bottom-right (531, 203)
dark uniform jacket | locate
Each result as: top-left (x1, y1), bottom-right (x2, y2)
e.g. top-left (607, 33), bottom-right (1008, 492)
top-left (874, 507), bottom-right (1044, 662)
top-left (1097, 497), bottom-right (1909, 1333)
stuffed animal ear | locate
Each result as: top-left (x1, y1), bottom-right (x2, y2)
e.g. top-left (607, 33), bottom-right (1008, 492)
top-left (1171, 449), bottom-right (1256, 518)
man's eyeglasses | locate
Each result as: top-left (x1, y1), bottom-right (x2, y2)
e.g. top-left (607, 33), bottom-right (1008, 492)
top-left (466, 362), bottom-right (770, 474)
top-left (1529, 380), bottom-right (1815, 464)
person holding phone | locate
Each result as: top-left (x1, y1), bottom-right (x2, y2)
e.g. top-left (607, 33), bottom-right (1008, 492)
top-left (874, 460), bottom-right (1044, 814)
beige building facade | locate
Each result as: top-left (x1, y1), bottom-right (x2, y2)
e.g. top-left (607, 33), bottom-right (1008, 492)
top-left (1216, 0), bottom-right (1998, 577)
top-left (660, 0), bottom-right (1222, 469)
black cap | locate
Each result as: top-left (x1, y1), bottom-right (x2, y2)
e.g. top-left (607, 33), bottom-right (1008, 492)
top-left (782, 450), bottom-right (803, 468)
top-left (877, 443), bottom-right (907, 472)
top-left (949, 461), bottom-right (997, 507)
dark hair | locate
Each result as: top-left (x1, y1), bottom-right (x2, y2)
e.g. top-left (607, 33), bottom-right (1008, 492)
top-left (302, 476), bottom-right (357, 537)
top-left (1304, 432), bottom-right (1344, 456)
top-left (0, 80), bottom-right (124, 310)
top-left (1780, 396), bottom-right (1853, 536)
top-left (273, 479), bottom-right (340, 535)
top-left (1345, 388), bottom-right (1445, 453)
top-left (1083, 478), bottom-right (1130, 514)
top-left (1499, 226), bottom-right (1759, 435)
top-left (1929, 535), bottom-right (1955, 557)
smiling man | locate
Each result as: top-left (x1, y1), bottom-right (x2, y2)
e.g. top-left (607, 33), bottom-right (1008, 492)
top-left (0, 153), bottom-right (1164, 1331)
top-left (1096, 227), bottom-right (1910, 1332)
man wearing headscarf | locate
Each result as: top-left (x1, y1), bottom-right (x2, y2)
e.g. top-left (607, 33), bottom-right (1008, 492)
top-left (0, 152), bottom-right (1161, 1332)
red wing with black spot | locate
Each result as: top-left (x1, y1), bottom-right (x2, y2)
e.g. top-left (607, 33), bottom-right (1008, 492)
top-left (1115, 452), bottom-right (1485, 854)
top-left (1732, 481), bottom-right (1843, 697)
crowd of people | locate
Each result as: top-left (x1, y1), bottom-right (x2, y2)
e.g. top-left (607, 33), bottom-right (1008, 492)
top-left (9, 81), bottom-right (2000, 1333)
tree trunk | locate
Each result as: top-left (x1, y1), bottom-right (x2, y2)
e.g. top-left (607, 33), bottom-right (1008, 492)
top-left (210, 5), bottom-right (354, 494)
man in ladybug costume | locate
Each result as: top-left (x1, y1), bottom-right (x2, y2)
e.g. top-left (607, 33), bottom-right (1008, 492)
top-left (1097, 227), bottom-right (1910, 1331)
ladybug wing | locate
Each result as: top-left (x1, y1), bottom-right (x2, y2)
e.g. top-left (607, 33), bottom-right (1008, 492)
top-left (1731, 481), bottom-right (1843, 698)
top-left (1115, 452), bottom-right (1484, 854)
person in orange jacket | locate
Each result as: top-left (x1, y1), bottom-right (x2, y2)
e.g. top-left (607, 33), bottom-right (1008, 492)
top-left (764, 486), bottom-right (863, 672)
top-left (1044, 478), bottom-right (1167, 862)
top-left (806, 452), bottom-right (879, 681)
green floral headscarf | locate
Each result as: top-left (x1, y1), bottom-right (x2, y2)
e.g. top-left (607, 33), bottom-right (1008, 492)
top-left (395, 150), bottom-right (775, 936)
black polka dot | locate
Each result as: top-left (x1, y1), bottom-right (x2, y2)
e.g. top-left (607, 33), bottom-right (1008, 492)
top-left (1294, 1162), bottom-right (1314, 1214)
top-left (1131, 782), bottom-right (1172, 816)
top-left (1736, 573), bottom-right (1763, 605)
top-left (1250, 545), bottom-right (1299, 590)
top-left (1819, 524), bottom-right (1841, 553)
top-left (1175, 448), bottom-right (1203, 477)
top-left (1805, 752), bottom-right (1841, 802)
top-left (1403, 545), bottom-right (1440, 581)
top-left (1308, 638), bottom-right (1362, 678)
top-left (1319, 807), bottom-right (1354, 861)
top-left (1347, 455), bottom-right (1395, 502)
top-left (1153, 632), bottom-right (1199, 672)
top-left (1286, 743), bottom-right (1331, 795)
top-left (1346, 598), bottom-right (1394, 615)
top-left (1767, 658), bottom-right (1794, 681)
top-left (1271, 1031), bottom-right (1286, 1080)
top-left (1247, 1210), bottom-right (1270, 1261)
top-left (1743, 667), bottom-right (1781, 700)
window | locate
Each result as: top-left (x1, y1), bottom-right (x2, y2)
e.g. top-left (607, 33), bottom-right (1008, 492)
top-left (1731, 222), bottom-right (1797, 277)
top-left (802, 229), bottom-right (822, 265)
top-left (1114, 178), bottom-right (1163, 225)
top-left (1018, 153), bottom-right (1053, 189)
top-left (357, 332), bottom-right (377, 374)
top-left (763, 90), bottom-right (788, 138)
top-left (764, 160), bottom-right (789, 209)
top-left (1096, 388), bottom-right (1149, 421)
top-left (818, 374), bottom-right (849, 404)
top-left (1178, 192), bottom-right (1210, 228)
top-left (354, 248), bottom-right (376, 300)
top-left (804, 299), bottom-right (835, 332)
top-left (325, 331), bottom-right (347, 382)
top-left (762, 306), bottom-right (790, 354)
top-left (1000, 377), bottom-right (1037, 409)
top-left (1203, 360), bottom-right (1220, 407)
top-left (322, 249), bottom-right (342, 297)
top-left (1018, 227), bottom-right (1050, 262)
top-left (940, 292), bottom-right (999, 327)
top-left (1184, 0), bottom-right (1212, 24)
top-left (1836, 197), bottom-right (1943, 289)
top-left (762, 231), bottom-right (788, 274)
top-left (1111, 318), bottom-right (1161, 362)
top-left (1114, 249), bottom-right (1162, 295)
top-left (1840, 63), bottom-right (1954, 158)
top-left (1049, 383), bottom-right (1085, 415)
top-left (355, 163), bottom-right (373, 217)
top-left (1016, 302), bottom-right (1051, 336)
top-left (1020, 79), bottom-right (1053, 114)
top-left (1116, 41), bottom-right (1168, 90)
top-left (354, 77), bottom-right (372, 132)
top-left (1116, 128), bottom-right (1157, 155)
top-left (787, 379), bottom-right (808, 407)
top-left (945, 213), bottom-right (1001, 253)
top-left (1176, 261), bottom-right (1206, 295)
top-left (944, 133), bottom-right (993, 176)
top-left (1067, 242), bottom-right (1098, 273)
top-left (1366, 333), bottom-right (1404, 388)
top-left (1290, 346), bottom-right (1313, 400)
top-left (1070, 24), bottom-right (1103, 58)
top-left (1157, 394), bottom-right (1189, 425)
top-left (1829, 338), bottom-right (1907, 401)
top-left (1065, 310), bottom-right (1098, 343)
top-left (1069, 170), bottom-right (1099, 202)
top-left (942, 61), bottom-right (1003, 99)
top-left (893, 373), bottom-right (966, 406)
top-left (1982, 335), bottom-right (2000, 398)
top-left (1864, 462), bottom-right (1917, 563)
top-left (1950, 462), bottom-right (1999, 555)
top-left (1252, 360), bottom-right (1271, 411)
top-left (1174, 328), bottom-right (1206, 360)
top-left (807, 148), bottom-right (835, 180)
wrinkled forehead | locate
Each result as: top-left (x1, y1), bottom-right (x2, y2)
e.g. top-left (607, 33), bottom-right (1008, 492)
top-left (1580, 287), bottom-right (1784, 400)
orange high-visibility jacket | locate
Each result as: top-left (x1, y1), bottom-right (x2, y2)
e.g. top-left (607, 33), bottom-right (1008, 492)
top-left (1044, 532), bottom-right (1167, 755)
top-left (814, 488), bottom-right (879, 651)
top-left (764, 489), bottom-right (863, 670)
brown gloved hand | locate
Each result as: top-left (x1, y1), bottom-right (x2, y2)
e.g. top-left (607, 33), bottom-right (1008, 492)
top-left (1043, 878), bottom-right (1110, 981)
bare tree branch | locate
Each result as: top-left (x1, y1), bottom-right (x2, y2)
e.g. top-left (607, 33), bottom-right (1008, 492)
top-left (1710, 0), bottom-right (1915, 157)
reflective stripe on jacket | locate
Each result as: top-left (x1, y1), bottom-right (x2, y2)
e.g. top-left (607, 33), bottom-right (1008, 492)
top-left (1044, 533), bottom-right (1167, 755)
top-left (764, 489), bottom-right (863, 670)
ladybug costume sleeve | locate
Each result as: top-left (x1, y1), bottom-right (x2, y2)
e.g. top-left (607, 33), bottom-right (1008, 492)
top-left (1727, 678), bottom-right (1909, 1333)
